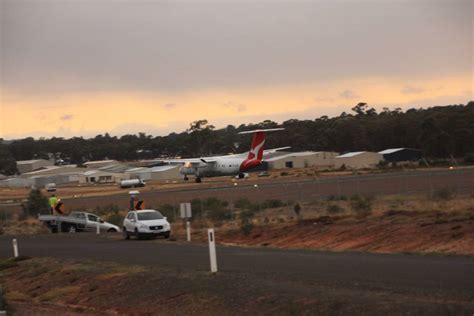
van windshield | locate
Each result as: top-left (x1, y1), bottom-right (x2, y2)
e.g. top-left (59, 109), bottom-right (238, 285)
top-left (137, 211), bottom-right (163, 221)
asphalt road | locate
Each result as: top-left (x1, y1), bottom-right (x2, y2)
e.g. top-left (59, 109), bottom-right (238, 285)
top-left (1, 233), bottom-right (473, 297)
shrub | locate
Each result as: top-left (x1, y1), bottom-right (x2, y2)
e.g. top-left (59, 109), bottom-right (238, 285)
top-left (326, 204), bottom-right (343, 214)
top-left (104, 212), bottom-right (123, 226)
top-left (240, 209), bottom-right (255, 220)
top-left (350, 195), bottom-right (374, 217)
top-left (293, 203), bottom-right (301, 217)
top-left (240, 219), bottom-right (254, 235)
top-left (21, 188), bottom-right (49, 218)
top-left (432, 188), bottom-right (455, 201)
top-left (234, 198), bottom-right (252, 209)
top-left (262, 199), bottom-right (285, 209)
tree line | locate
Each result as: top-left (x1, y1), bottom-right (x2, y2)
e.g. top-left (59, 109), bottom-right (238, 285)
top-left (1, 101), bottom-right (473, 175)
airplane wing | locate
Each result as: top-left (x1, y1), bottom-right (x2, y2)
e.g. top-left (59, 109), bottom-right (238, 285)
top-left (154, 157), bottom-right (217, 166)
top-left (263, 146), bottom-right (291, 154)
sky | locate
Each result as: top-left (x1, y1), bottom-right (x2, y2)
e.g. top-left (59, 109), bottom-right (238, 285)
top-left (0, 0), bottom-right (472, 139)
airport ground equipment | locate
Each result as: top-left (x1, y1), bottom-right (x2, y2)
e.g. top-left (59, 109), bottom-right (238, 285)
top-left (38, 211), bottom-right (120, 233)
top-left (120, 179), bottom-right (146, 189)
top-left (123, 209), bottom-right (171, 240)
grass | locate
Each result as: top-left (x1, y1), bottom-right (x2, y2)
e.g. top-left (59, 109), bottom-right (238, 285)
top-left (37, 286), bottom-right (82, 302)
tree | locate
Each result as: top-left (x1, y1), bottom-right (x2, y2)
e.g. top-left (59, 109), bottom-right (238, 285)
top-left (21, 188), bottom-right (50, 218)
top-left (0, 144), bottom-right (18, 175)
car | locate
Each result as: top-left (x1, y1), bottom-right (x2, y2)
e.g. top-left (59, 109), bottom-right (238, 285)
top-left (123, 209), bottom-right (171, 240)
top-left (69, 212), bottom-right (120, 232)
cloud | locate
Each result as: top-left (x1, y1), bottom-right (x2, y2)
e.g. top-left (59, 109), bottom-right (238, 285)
top-left (222, 101), bottom-right (247, 112)
top-left (161, 103), bottom-right (176, 110)
top-left (339, 90), bottom-right (360, 99)
top-left (401, 86), bottom-right (425, 94)
top-left (60, 114), bottom-right (73, 121)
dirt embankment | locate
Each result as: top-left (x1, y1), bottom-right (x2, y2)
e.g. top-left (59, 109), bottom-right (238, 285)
top-left (215, 212), bottom-right (474, 255)
top-left (182, 211), bottom-right (474, 255)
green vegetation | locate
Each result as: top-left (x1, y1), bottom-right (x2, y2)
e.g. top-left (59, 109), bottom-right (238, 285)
top-left (21, 188), bottom-right (49, 218)
top-left (0, 143), bottom-right (18, 175)
top-left (349, 195), bottom-right (374, 217)
top-left (432, 188), bottom-right (456, 201)
top-left (326, 204), bottom-right (344, 214)
top-left (4, 102), bottom-right (473, 162)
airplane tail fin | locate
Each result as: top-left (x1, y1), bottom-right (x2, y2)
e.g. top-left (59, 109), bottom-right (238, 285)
top-left (238, 128), bottom-right (284, 162)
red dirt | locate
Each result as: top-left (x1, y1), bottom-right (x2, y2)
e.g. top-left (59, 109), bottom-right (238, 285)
top-left (214, 215), bottom-right (474, 255)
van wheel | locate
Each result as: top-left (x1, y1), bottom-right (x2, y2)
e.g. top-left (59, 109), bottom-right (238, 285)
top-left (123, 228), bottom-right (130, 240)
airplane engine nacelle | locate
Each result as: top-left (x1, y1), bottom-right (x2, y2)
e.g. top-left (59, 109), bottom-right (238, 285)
top-left (179, 166), bottom-right (196, 175)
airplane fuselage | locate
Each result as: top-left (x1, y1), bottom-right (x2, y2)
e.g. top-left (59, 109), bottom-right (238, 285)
top-left (179, 157), bottom-right (248, 177)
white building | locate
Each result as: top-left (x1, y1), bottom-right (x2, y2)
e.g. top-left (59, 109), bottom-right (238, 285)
top-left (335, 151), bottom-right (383, 169)
top-left (16, 159), bottom-right (54, 174)
top-left (266, 151), bottom-right (339, 170)
top-left (79, 170), bottom-right (128, 184)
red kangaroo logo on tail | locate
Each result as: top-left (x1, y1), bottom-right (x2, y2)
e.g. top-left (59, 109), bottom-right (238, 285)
top-left (239, 131), bottom-right (266, 171)
top-left (238, 128), bottom-right (285, 172)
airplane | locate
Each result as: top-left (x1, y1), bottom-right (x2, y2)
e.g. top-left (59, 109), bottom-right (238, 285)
top-left (156, 128), bottom-right (288, 183)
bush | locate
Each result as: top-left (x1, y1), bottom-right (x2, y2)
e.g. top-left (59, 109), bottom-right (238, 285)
top-left (240, 209), bottom-right (255, 220)
top-left (350, 195), bottom-right (374, 217)
top-left (293, 203), bottom-right (301, 217)
top-left (21, 188), bottom-right (49, 218)
top-left (326, 204), bottom-right (343, 214)
top-left (104, 212), bottom-right (123, 226)
top-left (432, 188), bottom-right (455, 201)
top-left (262, 199), bottom-right (285, 209)
top-left (234, 198), bottom-right (252, 209)
top-left (240, 219), bottom-right (254, 235)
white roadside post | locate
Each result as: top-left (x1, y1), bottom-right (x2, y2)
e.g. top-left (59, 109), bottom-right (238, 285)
top-left (12, 239), bottom-right (18, 258)
top-left (208, 228), bottom-right (218, 273)
top-left (96, 222), bottom-right (100, 235)
top-left (186, 221), bottom-right (191, 242)
top-left (180, 203), bottom-right (192, 241)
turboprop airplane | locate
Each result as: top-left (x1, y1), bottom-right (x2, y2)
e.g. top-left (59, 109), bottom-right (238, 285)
top-left (157, 128), bottom-right (288, 183)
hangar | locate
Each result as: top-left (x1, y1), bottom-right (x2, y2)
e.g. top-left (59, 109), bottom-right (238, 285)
top-left (125, 165), bottom-right (182, 181)
top-left (266, 151), bottom-right (339, 170)
top-left (83, 160), bottom-right (118, 169)
top-left (378, 148), bottom-right (422, 163)
top-left (16, 159), bottom-right (54, 174)
top-left (335, 151), bottom-right (383, 169)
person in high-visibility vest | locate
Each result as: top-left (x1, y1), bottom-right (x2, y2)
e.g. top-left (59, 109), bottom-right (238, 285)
top-left (48, 194), bottom-right (58, 215)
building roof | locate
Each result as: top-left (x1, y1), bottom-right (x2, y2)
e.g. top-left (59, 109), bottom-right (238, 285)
top-left (266, 152), bottom-right (310, 161)
top-left (16, 159), bottom-right (50, 165)
top-left (336, 151), bottom-right (367, 158)
top-left (151, 165), bottom-right (179, 172)
top-left (378, 148), bottom-right (421, 154)
top-left (83, 160), bottom-right (117, 165)
top-left (21, 165), bottom-right (80, 176)
top-left (98, 164), bottom-right (129, 173)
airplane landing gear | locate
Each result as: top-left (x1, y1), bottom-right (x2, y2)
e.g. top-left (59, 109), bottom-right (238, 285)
top-left (195, 177), bottom-right (202, 183)
top-left (184, 175), bottom-right (189, 181)
top-left (238, 173), bottom-right (245, 179)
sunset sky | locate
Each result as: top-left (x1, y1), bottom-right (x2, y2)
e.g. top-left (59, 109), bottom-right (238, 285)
top-left (1, 0), bottom-right (472, 139)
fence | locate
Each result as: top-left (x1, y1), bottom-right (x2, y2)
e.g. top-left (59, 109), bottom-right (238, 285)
top-left (1, 168), bottom-right (474, 223)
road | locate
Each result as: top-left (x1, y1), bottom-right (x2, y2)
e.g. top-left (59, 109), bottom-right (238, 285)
top-left (1, 233), bottom-right (473, 295)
